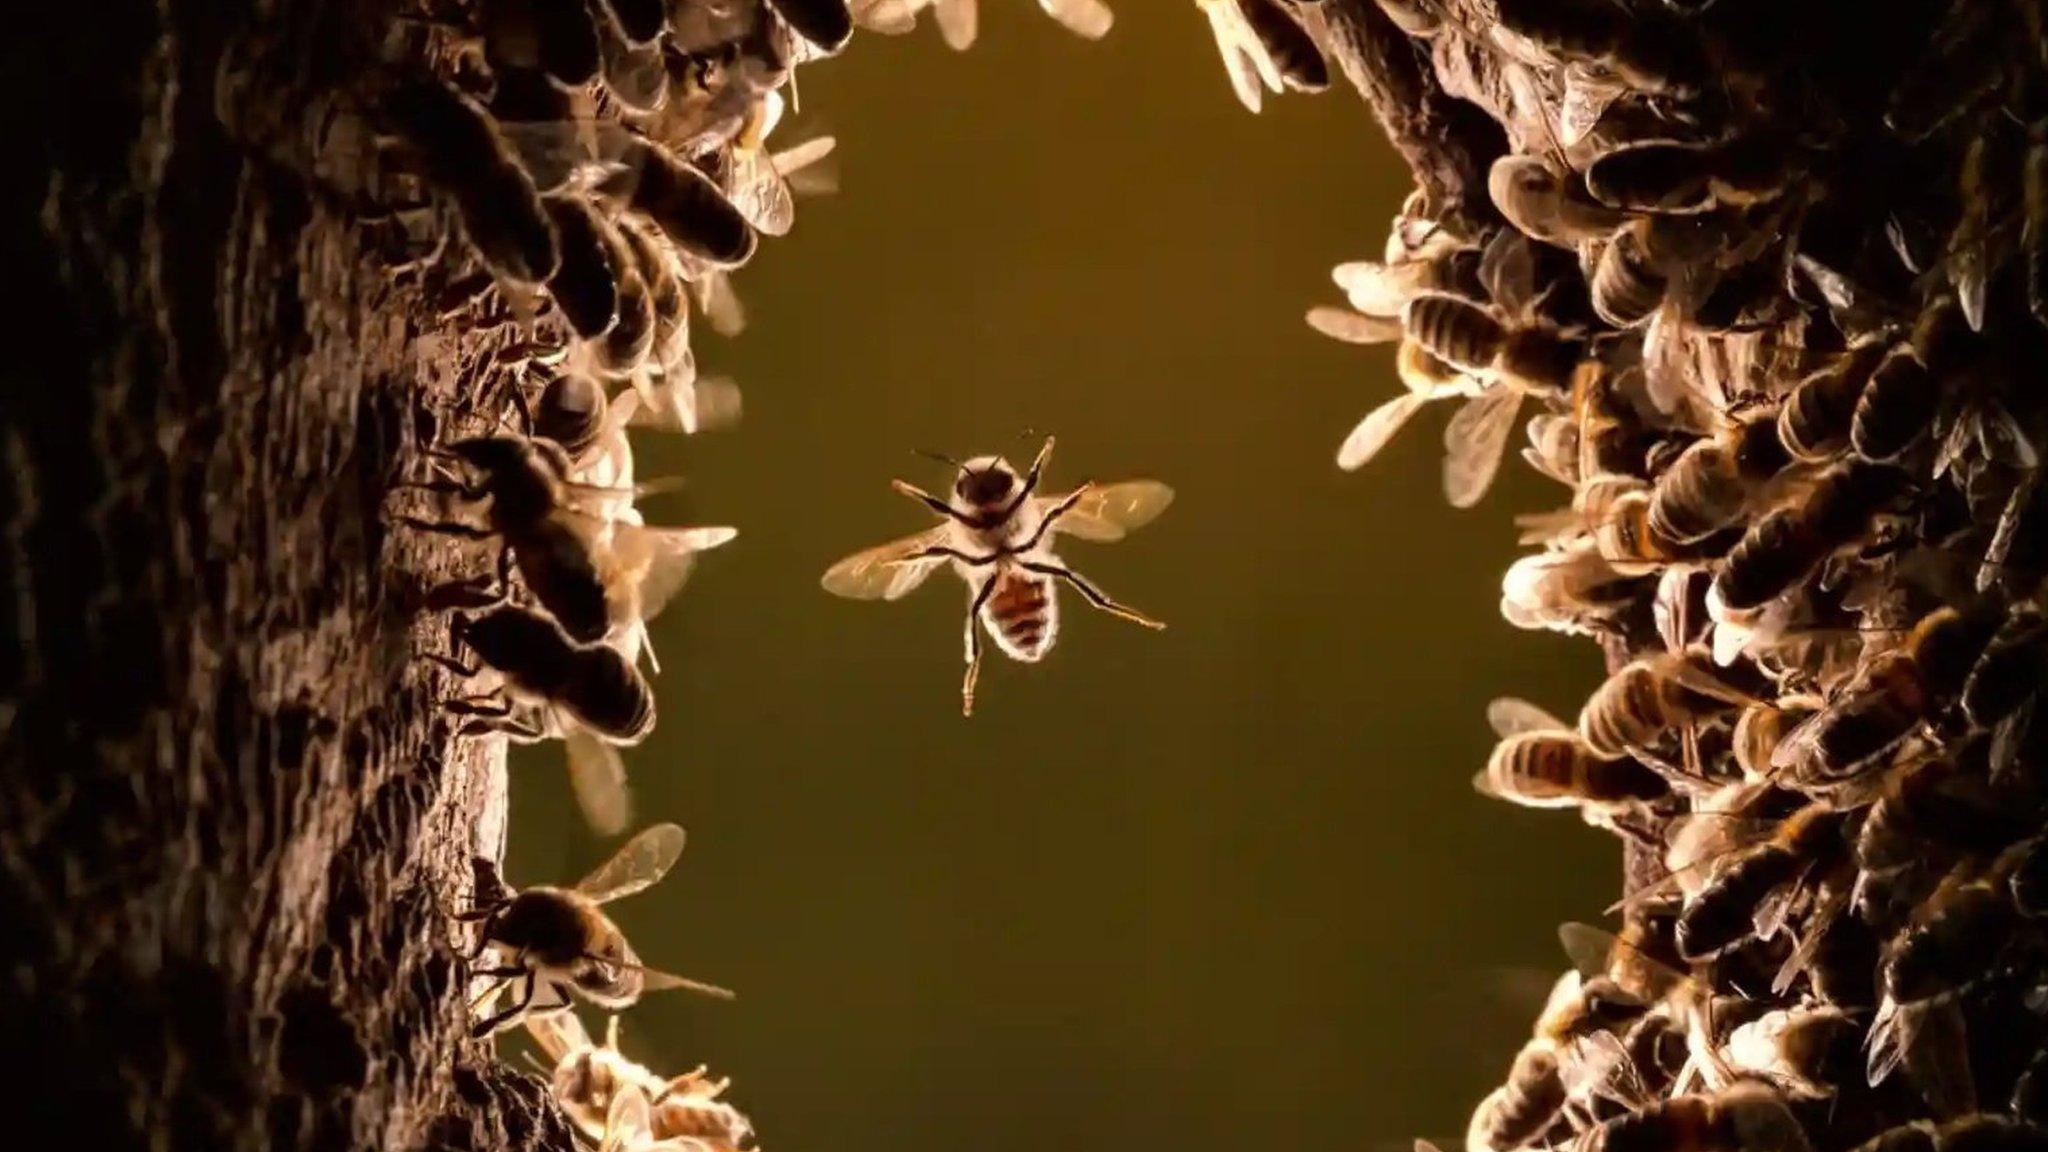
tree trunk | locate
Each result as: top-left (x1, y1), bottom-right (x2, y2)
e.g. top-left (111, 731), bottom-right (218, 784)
top-left (6, 3), bottom-right (564, 1148)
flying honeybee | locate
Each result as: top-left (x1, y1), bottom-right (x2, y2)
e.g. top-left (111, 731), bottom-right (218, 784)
top-left (460, 823), bottom-right (733, 1037)
top-left (529, 1013), bottom-right (757, 1148)
top-left (1475, 697), bottom-right (1668, 835)
top-left (821, 438), bottom-right (1171, 716)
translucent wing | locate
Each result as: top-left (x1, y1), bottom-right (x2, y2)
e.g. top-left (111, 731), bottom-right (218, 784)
top-left (820, 526), bottom-right (953, 600)
top-left (573, 821), bottom-right (686, 902)
top-left (1337, 391), bottom-right (1429, 471)
top-left (933, 0), bottom-right (977, 48)
top-left (613, 521), bottom-right (739, 623)
top-left (1040, 481), bottom-right (1174, 542)
top-left (602, 1085), bottom-right (652, 1152)
top-left (1557, 921), bottom-right (1617, 981)
top-left (1559, 65), bottom-right (1623, 147)
top-left (1040, 0), bottom-right (1113, 38)
top-left (635, 964), bottom-right (739, 1000)
top-left (692, 271), bottom-right (747, 336)
top-left (729, 148), bottom-right (796, 236)
top-left (1479, 228), bottom-right (1537, 315)
top-left (562, 726), bottom-right (633, 837)
top-left (1199, 0), bottom-right (1266, 112)
top-left (628, 373), bottom-right (744, 435)
top-left (1488, 696), bottom-right (1569, 737)
top-left (853, 0), bottom-right (920, 32)
top-left (1306, 305), bottom-right (1403, 345)
top-left (1904, 997), bottom-right (1977, 1117)
top-left (774, 135), bottom-right (840, 198)
top-left (1443, 386), bottom-right (1522, 508)
top-left (1333, 259), bottom-right (1432, 316)
top-left (524, 1010), bottom-right (592, 1063)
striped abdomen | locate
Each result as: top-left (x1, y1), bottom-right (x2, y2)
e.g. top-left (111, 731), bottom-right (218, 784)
top-left (982, 569), bottom-right (1057, 662)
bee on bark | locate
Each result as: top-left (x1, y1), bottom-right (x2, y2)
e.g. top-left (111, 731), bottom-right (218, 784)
top-left (480, 0), bottom-right (602, 87)
top-left (1578, 647), bottom-right (1754, 770)
top-left (1778, 337), bottom-right (1889, 464)
top-left (1673, 800), bottom-right (1848, 961)
top-left (1488, 154), bottom-right (1628, 249)
top-left (1499, 544), bottom-right (1644, 638)
top-left (380, 78), bottom-right (558, 286)
top-left (461, 824), bottom-right (732, 1037)
top-left (1771, 602), bottom-right (2005, 790)
top-left (542, 195), bottom-right (625, 341)
top-left (1855, 1117), bottom-right (2048, 1152)
top-left (1195, 0), bottom-right (1326, 113)
top-left (1589, 218), bottom-right (1673, 329)
top-left (600, 138), bottom-right (758, 269)
top-left (1475, 697), bottom-right (1670, 834)
top-left (1581, 1082), bottom-right (1813, 1152)
top-left (1852, 295), bottom-right (1964, 465)
top-left (1401, 232), bottom-right (1583, 507)
top-left (821, 439), bottom-right (1171, 715)
top-left (1584, 137), bottom-right (1789, 216)
top-left (1649, 412), bottom-right (1795, 547)
top-left (429, 606), bottom-right (654, 833)
top-left (1707, 461), bottom-right (1908, 629)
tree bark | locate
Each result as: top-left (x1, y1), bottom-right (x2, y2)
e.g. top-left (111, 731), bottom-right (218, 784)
top-left (5, 3), bottom-right (567, 1149)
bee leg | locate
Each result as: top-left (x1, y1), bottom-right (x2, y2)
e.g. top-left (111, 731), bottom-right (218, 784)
top-left (1013, 481), bottom-right (1092, 553)
top-left (423, 548), bottom-right (515, 611)
top-left (1022, 561), bottom-right (1166, 630)
top-left (470, 970), bottom-right (539, 1038)
top-left (998, 435), bottom-right (1057, 520)
top-left (445, 694), bottom-right (513, 718)
top-left (891, 478), bottom-right (969, 524)
top-left (961, 575), bottom-right (999, 717)
top-left (422, 651), bottom-right (480, 678)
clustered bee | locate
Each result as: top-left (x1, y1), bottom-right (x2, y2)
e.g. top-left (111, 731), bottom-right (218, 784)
top-left (365, 0), bottom-right (865, 1118)
top-left (1264, 0), bottom-right (2048, 1148)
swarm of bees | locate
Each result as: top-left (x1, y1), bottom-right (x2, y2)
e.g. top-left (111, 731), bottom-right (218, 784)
top-left (1268, 0), bottom-right (2048, 1148)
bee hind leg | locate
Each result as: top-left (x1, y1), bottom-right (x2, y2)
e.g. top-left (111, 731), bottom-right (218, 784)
top-left (1023, 561), bottom-right (1166, 630)
top-left (999, 435), bottom-right (1057, 519)
top-left (961, 575), bottom-right (999, 717)
top-left (469, 970), bottom-right (539, 1038)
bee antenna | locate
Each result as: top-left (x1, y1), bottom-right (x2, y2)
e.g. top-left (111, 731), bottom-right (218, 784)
top-left (913, 447), bottom-right (962, 468)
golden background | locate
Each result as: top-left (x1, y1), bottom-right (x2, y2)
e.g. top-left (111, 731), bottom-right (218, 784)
top-left (512, 6), bottom-right (1610, 1147)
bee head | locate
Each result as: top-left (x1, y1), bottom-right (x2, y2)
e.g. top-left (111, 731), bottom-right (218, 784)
top-left (955, 457), bottom-right (1018, 508)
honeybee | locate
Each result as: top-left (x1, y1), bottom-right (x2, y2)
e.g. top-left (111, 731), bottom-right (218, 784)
top-left (1475, 697), bottom-right (1668, 834)
top-left (1465, 1040), bottom-right (1569, 1152)
top-left (1731, 698), bottom-right (1820, 781)
top-left (1468, 970), bottom-right (1646, 1152)
top-left (1402, 233), bottom-right (1582, 507)
top-left (1588, 219), bottom-right (1671, 329)
top-left (461, 823), bottom-right (733, 1037)
top-left (1498, 543), bottom-right (1643, 637)
top-left (380, 78), bottom-right (559, 286)
top-left (1671, 800), bottom-right (1848, 961)
top-left (1579, 647), bottom-right (1755, 767)
top-left (1706, 461), bottom-right (1908, 628)
top-left (1962, 606), bottom-right (2048, 729)
top-left (1581, 1082), bottom-right (1813, 1152)
top-left (767, 0), bottom-right (856, 51)
top-left (1584, 137), bottom-right (1787, 217)
top-left (1777, 337), bottom-right (1888, 464)
top-left (1711, 1005), bottom-right (1861, 1100)
top-left (598, 137), bottom-right (758, 269)
top-left (528, 1012), bottom-right (661, 1140)
top-left (1488, 0), bottom-right (1702, 99)
top-left (821, 438), bottom-right (1171, 716)
top-left (431, 606), bottom-right (654, 832)
top-left (1336, 336), bottom-right (1475, 473)
top-left (1488, 154), bottom-right (1627, 249)
top-left (543, 195), bottom-right (627, 341)
top-left (1649, 414), bottom-right (1795, 547)
top-left (1852, 297), bottom-right (1963, 465)
top-left (480, 0), bottom-right (603, 87)
top-left (1854, 1117), bottom-right (2048, 1152)
top-left (527, 370), bottom-right (613, 460)
top-left (721, 91), bottom-right (839, 238)
top-left (1195, 0), bottom-right (1327, 113)
top-left (890, 0), bottom-right (1113, 50)
top-left (1771, 602), bottom-right (2005, 790)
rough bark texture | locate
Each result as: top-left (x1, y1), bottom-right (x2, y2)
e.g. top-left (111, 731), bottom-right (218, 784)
top-left (6, 3), bottom-right (563, 1149)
